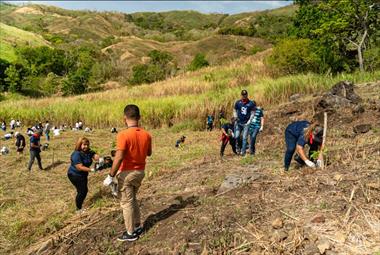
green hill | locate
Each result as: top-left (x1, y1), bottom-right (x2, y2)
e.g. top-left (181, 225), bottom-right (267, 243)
top-left (0, 22), bottom-right (50, 62)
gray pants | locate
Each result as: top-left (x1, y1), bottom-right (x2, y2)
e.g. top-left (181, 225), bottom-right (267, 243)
top-left (28, 150), bottom-right (43, 170)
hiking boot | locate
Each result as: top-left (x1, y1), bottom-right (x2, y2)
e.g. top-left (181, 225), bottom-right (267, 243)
top-left (134, 226), bottom-right (144, 236)
top-left (117, 231), bottom-right (139, 242)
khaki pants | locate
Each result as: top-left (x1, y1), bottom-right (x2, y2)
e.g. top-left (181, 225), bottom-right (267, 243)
top-left (117, 170), bottom-right (145, 233)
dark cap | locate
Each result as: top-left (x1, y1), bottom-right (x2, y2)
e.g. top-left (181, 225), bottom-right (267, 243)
top-left (313, 126), bottom-right (323, 144)
top-left (241, 90), bottom-right (248, 96)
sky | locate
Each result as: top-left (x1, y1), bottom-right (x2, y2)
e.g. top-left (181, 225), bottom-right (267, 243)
top-left (11, 1), bottom-right (293, 14)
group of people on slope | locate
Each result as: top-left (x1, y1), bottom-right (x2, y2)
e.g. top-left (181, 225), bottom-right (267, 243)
top-left (220, 89), bottom-right (264, 158)
top-left (220, 89), bottom-right (324, 171)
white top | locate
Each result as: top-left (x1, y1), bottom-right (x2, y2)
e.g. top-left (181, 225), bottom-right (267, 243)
top-left (53, 129), bottom-right (61, 136)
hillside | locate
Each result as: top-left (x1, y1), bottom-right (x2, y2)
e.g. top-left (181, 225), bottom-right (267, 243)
top-left (0, 22), bottom-right (50, 62)
top-left (1, 80), bottom-right (379, 254)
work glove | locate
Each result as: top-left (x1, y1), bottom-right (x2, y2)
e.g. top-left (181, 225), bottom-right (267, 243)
top-left (259, 126), bottom-right (263, 132)
top-left (110, 182), bottom-right (118, 197)
top-left (305, 160), bottom-right (316, 168)
top-left (316, 159), bottom-right (323, 168)
top-left (90, 168), bottom-right (96, 172)
top-left (103, 174), bottom-right (115, 186)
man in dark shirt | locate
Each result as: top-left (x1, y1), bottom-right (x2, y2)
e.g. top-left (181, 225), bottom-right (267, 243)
top-left (15, 132), bottom-right (26, 155)
top-left (220, 119), bottom-right (237, 157)
top-left (27, 132), bottom-right (43, 171)
top-left (233, 90), bottom-right (256, 156)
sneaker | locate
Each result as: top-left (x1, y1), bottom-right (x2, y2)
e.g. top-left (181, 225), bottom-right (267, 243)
top-left (134, 226), bottom-right (144, 236)
top-left (117, 231), bottom-right (139, 242)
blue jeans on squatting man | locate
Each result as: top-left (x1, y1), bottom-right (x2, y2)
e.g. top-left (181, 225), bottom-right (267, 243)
top-left (249, 127), bottom-right (260, 155)
top-left (235, 122), bottom-right (249, 155)
top-left (284, 129), bottom-right (298, 171)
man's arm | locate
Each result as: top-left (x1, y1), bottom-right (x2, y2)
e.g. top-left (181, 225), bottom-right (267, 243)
top-left (296, 145), bottom-right (308, 161)
top-left (109, 150), bottom-right (124, 177)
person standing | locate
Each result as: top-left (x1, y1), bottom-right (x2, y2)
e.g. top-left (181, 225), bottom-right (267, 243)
top-left (15, 132), bottom-right (26, 155)
top-left (27, 132), bottom-right (43, 171)
top-left (1, 120), bottom-right (6, 131)
top-left (248, 106), bottom-right (264, 156)
top-left (104, 104), bottom-right (152, 242)
top-left (206, 114), bottom-right (214, 131)
top-left (233, 90), bottom-right (256, 156)
top-left (220, 118), bottom-right (237, 157)
top-left (67, 137), bottom-right (99, 212)
top-left (44, 121), bottom-right (51, 141)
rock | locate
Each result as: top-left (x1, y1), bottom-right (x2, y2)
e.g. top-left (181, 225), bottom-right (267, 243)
top-left (330, 81), bottom-right (361, 103)
top-left (353, 124), bottom-right (372, 134)
top-left (352, 104), bottom-right (365, 115)
top-left (334, 232), bottom-right (346, 243)
top-left (273, 230), bottom-right (288, 242)
top-left (217, 171), bottom-right (261, 194)
top-left (290, 93), bottom-right (302, 101)
top-left (325, 251), bottom-right (337, 255)
top-left (317, 94), bottom-right (352, 109)
top-left (311, 214), bottom-right (326, 223)
top-left (272, 217), bottom-right (283, 229)
top-left (333, 174), bottom-right (343, 182)
top-left (317, 238), bottom-right (331, 254)
top-left (304, 243), bottom-right (320, 255)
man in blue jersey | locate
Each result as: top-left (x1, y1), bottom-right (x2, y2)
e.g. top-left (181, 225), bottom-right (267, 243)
top-left (249, 106), bottom-right (264, 155)
top-left (233, 90), bottom-right (256, 156)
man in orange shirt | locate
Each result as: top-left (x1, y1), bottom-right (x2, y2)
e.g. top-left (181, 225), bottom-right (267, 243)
top-left (104, 104), bottom-right (152, 242)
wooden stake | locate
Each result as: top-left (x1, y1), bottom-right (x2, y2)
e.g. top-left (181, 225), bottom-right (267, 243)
top-left (321, 112), bottom-right (328, 170)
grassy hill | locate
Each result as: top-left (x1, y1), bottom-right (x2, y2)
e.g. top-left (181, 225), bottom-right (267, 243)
top-left (0, 22), bottom-right (50, 62)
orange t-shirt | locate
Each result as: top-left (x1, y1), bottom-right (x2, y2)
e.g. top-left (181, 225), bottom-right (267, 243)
top-left (116, 127), bottom-right (151, 171)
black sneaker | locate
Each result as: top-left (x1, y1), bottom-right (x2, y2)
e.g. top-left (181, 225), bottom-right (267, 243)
top-left (117, 231), bottom-right (139, 242)
top-left (134, 226), bottom-right (144, 236)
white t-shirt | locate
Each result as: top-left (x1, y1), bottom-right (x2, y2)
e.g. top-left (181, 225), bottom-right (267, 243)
top-left (53, 129), bottom-right (60, 136)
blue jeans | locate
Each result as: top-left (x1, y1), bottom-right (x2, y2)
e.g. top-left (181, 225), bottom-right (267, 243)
top-left (234, 122), bottom-right (249, 155)
top-left (284, 129), bottom-right (297, 170)
top-left (249, 127), bottom-right (260, 155)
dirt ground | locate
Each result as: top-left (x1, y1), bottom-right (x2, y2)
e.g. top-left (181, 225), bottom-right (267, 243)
top-left (1, 82), bottom-right (380, 255)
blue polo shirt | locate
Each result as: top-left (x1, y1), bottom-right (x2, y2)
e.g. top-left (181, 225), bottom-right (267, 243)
top-left (68, 150), bottom-right (95, 177)
top-left (234, 100), bottom-right (256, 124)
top-left (286, 121), bottom-right (310, 147)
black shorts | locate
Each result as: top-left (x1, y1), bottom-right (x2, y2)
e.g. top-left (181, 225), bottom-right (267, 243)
top-left (17, 147), bottom-right (24, 152)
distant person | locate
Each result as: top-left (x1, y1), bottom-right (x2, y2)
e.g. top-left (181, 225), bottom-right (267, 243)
top-left (53, 127), bottom-right (61, 136)
top-left (233, 90), bottom-right (256, 156)
top-left (67, 137), bottom-right (99, 213)
top-left (220, 118), bottom-right (237, 157)
top-left (1, 120), bottom-right (6, 131)
top-left (26, 128), bottom-right (34, 137)
top-left (16, 120), bottom-right (21, 128)
top-left (284, 120), bottom-right (324, 171)
top-left (84, 127), bottom-right (92, 132)
top-left (27, 132), bottom-right (43, 171)
top-left (104, 104), bottom-right (152, 242)
top-left (10, 119), bottom-right (16, 130)
top-left (248, 106), bottom-right (264, 156)
top-left (175, 135), bottom-right (186, 148)
top-left (3, 132), bottom-right (13, 140)
top-left (78, 121), bottom-right (83, 130)
top-left (111, 127), bottom-right (117, 133)
top-left (44, 121), bottom-right (51, 141)
top-left (206, 115), bottom-right (214, 131)
top-left (1, 146), bottom-right (9, 155)
top-left (15, 132), bottom-right (26, 155)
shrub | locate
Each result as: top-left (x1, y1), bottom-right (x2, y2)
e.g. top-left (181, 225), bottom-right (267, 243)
top-left (188, 53), bottom-right (209, 71)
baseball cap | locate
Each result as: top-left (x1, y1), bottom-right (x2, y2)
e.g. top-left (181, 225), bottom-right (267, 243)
top-left (313, 126), bottom-right (323, 144)
top-left (241, 90), bottom-right (248, 96)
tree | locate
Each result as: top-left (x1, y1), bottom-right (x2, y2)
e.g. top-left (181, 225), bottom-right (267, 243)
top-left (292, 0), bottom-right (379, 72)
top-left (0, 58), bottom-right (11, 92)
top-left (4, 65), bottom-right (22, 93)
top-left (188, 53), bottom-right (209, 71)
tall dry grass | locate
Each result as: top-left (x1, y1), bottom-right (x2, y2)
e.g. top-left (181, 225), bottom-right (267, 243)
top-left (1, 51), bottom-right (379, 130)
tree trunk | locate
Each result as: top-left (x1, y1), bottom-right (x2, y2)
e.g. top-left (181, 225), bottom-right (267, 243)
top-left (357, 45), bottom-right (364, 72)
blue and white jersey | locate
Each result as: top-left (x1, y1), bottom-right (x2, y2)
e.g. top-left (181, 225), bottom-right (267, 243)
top-left (234, 100), bottom-right (256, 124)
